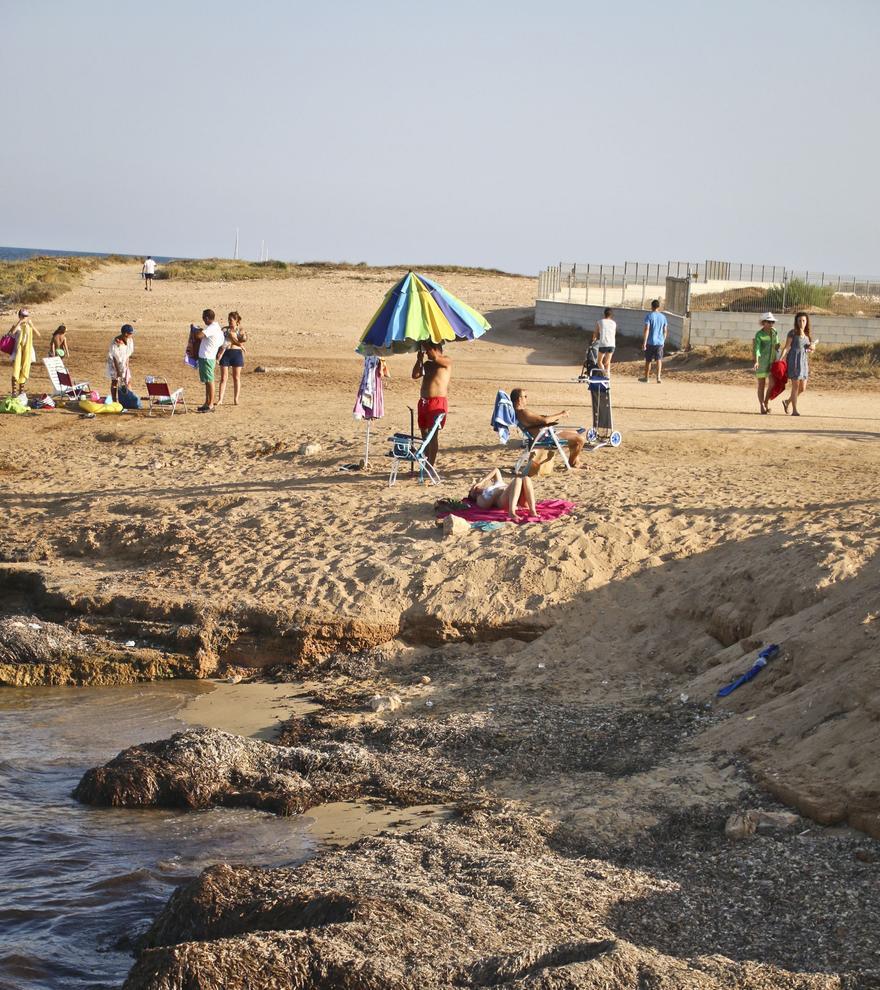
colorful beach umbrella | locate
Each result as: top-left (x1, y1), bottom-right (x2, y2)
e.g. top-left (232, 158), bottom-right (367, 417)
top-left (356, 271), bottom-right (491, 355)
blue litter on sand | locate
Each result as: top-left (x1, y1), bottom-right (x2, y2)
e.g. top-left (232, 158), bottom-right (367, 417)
top-left (717, 644), bottom-right (780, 697)
top-left (470, 521), bottom-right (505, 532)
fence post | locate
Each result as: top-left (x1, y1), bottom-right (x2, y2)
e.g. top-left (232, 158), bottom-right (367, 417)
top-left (602, 278), bottom-right (607, 306)
top-left (781, 270), bottom-right (788, 313)
top-left (567, 271), bottom-right (572, 302)
top-left (641, 276), bottom-right (647, 308)
top-left (620, 280), bottom-right (627, 305)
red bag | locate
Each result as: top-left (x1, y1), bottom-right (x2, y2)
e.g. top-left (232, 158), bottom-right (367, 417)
top-left (767, 359), bottom-right (788, 401)
top-left (0, 334), bottom-right (15, 355)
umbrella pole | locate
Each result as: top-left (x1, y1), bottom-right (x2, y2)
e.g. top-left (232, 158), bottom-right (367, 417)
top-left (408, 406), bottom-right (415, 477)
top-left (364, 421), bottom-right (371, 468)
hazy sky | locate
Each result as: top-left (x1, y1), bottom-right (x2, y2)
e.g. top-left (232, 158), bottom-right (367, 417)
top-left (3, 0), bottom-right (878, 274)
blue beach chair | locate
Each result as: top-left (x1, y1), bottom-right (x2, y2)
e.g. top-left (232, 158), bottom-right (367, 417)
top-left (386, 414), bottom-right (443, 486)
top-left (513, 423), bottom-right (585, 476)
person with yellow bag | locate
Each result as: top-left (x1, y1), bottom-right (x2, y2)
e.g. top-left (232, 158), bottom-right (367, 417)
top-left (8, 309), bottom-right (40, 396)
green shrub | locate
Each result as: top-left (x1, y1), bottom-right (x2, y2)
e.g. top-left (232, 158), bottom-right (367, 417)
top-left (764, 278), bottom-right (835, 312)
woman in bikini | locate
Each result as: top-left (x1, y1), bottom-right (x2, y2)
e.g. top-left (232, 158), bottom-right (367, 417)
top-left (217, 311), bottom-right (247, 405)
top-left (469, 468), bottom-right (537, 519)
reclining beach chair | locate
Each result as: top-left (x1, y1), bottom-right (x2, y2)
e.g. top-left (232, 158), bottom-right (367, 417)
top-left (513, 424), bottom-right (574, 475)
top-left (43, 357), bottom-right (90, 399)
top-left (386, 415), bottom-right (443, 486)
top-left (145, 376), bottom-right (187, 416)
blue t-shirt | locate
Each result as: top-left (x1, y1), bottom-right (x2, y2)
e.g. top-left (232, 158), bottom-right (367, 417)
top-left (645, 311), bottom-right (668, 346)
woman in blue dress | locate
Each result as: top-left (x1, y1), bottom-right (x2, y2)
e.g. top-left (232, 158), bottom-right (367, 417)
top-left (780, 312), bottom-right (813, 416)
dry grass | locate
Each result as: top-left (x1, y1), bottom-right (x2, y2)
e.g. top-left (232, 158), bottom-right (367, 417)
top-left (678, 340), bottom-right (880, 380)
top-left (157, 258), bottom-right (517, 283)
top-left (0, 255), bottom-right (116, 309)
top-left (692, 282), bottom-right (880, 317)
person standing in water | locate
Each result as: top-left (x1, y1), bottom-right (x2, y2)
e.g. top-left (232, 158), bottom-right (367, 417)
top-left (752, 312), bottom-right (779, 414)
top-left (412, 341), bottom-right (451, 467)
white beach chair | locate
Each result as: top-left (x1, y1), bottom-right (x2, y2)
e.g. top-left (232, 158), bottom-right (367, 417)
top-left (42, 357), bottom-right (90, 399)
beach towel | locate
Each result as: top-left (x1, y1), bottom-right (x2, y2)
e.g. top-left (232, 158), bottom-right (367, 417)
top-left (767, 359), bottom-right (788, 401)
top-left (436, 498), bottom-right (575, 526)
top-left (490, 389), bottom-right (517, 444)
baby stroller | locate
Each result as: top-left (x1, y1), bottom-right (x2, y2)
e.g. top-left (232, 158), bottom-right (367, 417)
top-left (584, 369), bottom-right (621, 450)
top-left (579, 341), bottom-right (600, 380)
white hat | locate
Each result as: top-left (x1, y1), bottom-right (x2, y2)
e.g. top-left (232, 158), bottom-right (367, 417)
top-left (760, 312), bottom-right (776, 322)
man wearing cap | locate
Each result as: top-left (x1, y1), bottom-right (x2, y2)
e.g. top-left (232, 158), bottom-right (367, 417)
top-left (641, 299), bottom-right (668, 383)
top-left (753, 312), bottom-right (779, 414)
top-left (106, 324), bottom-right (135, 402)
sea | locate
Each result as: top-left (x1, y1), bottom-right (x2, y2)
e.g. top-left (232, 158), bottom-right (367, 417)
top-left (0, 684), bottom-right (315, 990)
top-left (0, 247), bottom-right (177, 263)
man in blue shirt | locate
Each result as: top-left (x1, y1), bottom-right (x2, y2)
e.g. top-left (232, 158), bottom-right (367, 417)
top-left (641, 299), bottom-right (668, 383)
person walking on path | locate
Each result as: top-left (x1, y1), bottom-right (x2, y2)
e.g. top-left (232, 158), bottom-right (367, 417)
top-left (641, 299), bottom-right (668, 383)
top-left (48, 325), bottom-right (70, 360)
top-left (217, 311), bottom-right (247, 406)
top-left (780, 312), bottom-right (813, 416)
top-left (592, 307), bottom-right (617, 375)
top-left (142, 257), bottom-right (156, 291)
top-left (752, 312), bottom-right (779, 414)
top-left (8, 309), bottom-right (40, 396)
top-left (106, 325), bottom-right (135, 402)
top-left (412, 342), bottom-right (451, 467)
top-left (193, 309), bottom-right (224, 412)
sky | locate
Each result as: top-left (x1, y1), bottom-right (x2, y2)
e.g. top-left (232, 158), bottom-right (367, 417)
top-left (3, 0), bottom-right (879, 275)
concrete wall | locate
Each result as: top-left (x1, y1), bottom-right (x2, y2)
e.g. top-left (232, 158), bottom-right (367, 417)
top-left (689, 311), bottom-right (880, 347)
top-left (534, 300), bottom-right (685, 348)
top-left (544, 279), bottom-right (776, 309)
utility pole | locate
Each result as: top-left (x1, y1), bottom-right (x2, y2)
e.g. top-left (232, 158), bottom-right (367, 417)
top-left (233, 228), bottom-right (239, 260)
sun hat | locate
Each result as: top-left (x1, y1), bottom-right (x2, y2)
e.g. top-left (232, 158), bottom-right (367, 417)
top-left (760, 312), bottom-right (777, 322)
top-left (120, 324), bottom-right (136, 334)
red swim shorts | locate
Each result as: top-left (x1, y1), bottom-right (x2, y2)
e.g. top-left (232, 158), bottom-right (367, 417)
top-left (418, 396), bottom-right (448, 432)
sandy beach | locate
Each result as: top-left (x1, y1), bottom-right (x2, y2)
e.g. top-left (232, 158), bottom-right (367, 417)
top-left (2, 262), bottom-right (879, 988)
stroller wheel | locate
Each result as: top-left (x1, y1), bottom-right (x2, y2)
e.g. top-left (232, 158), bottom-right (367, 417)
top-left (610, 431), bottom-right (622, 447)
top-left (586, 428), bottom-right (599, 443)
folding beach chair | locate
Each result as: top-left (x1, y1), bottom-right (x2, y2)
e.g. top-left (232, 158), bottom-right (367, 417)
top-left (42, 357), bottom-right (90, 399)
top-left (386, 414), bottom-right (443, 486)
top-left (145, 376), bottom-right (187, 416)
top-left (513, 424), bottom-right (574, 476)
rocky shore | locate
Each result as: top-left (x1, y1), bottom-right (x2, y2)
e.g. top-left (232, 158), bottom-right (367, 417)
top-left (75, 710), bottom-right (880, 989)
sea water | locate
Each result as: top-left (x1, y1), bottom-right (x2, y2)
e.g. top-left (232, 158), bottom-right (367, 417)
top-left (0, 683), bottom-right (316, 990)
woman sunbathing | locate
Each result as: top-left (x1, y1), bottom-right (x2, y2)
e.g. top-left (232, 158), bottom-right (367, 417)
top-left (469, 468), bottom-right (537, 519)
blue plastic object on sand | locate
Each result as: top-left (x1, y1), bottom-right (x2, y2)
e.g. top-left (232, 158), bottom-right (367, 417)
top-left (717, 644), bottom-right (780, 697)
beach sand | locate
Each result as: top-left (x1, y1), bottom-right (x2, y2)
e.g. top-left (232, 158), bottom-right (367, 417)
top-left (1, 260), bottom-right (879, 836)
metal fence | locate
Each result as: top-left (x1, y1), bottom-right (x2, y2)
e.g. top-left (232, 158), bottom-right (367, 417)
top-left (538, 259), bottom-right (880, 316)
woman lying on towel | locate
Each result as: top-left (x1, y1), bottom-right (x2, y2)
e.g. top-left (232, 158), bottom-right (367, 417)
top-left (469, 468), bottom-right (537, 519)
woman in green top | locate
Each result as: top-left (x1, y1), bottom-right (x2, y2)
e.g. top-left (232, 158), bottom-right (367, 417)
top-left (752, 312), bottom-right (779, 414)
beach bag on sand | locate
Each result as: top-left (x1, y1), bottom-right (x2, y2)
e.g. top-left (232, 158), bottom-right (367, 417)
top-left (0, 334), bottom-right (15, 356)
top-left (117, 385), bottom-right (142, 410)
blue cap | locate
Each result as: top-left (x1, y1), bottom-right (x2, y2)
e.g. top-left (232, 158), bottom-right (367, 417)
top-left (121, 324), bottom-right (135, 335)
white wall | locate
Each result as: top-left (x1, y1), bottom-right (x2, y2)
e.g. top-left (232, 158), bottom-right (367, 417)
top-left (689, 311), bottom-right (880, 347)
top-left (534, 300), bottom-right (685, 349)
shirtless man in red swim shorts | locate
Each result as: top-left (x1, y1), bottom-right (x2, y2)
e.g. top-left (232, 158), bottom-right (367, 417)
top-left (412, 341), bottom-right (451, 467)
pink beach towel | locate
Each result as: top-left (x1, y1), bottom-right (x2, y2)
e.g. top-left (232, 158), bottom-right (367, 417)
top-left (436, 498), bottom-right (575, 526)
